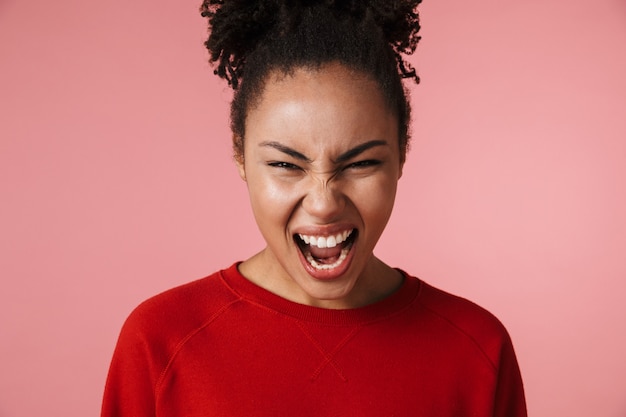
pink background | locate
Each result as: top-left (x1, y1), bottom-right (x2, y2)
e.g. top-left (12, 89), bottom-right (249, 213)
top-left (1, 0), bottom-right (625, 416)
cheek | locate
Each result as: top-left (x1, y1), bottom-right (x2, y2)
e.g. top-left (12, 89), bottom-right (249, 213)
top-left (247, 175), bottom-right (300, 227)
top-left (349, 174), bottom-right (398, 225)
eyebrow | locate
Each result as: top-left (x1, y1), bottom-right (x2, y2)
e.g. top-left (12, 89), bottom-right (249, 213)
top-left (259, 141), bottom-right (312, 163)
top-left (334, 140), bottom-right (388, 163)
top-left (259, 140), bottom-right (388, 164)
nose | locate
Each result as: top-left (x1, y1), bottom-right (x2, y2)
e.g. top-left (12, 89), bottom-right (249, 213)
top-left (301, 177), bottom-right (346, 222)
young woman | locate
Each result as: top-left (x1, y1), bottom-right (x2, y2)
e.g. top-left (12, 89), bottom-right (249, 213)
top-left (102, 1), bottom-right (527, 416)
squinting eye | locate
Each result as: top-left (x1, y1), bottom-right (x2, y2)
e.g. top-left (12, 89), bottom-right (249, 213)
top-left (346, 160), bottom-right (381, 169)
top-left (267, 161), bottom-right (301, 170)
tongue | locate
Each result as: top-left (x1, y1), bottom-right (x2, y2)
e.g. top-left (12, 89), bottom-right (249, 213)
top-left (309, 244), bottom-right (343, 263)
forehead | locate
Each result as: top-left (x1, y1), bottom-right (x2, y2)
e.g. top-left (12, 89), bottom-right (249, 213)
top-left (245, 64), bottom-right (398, 148)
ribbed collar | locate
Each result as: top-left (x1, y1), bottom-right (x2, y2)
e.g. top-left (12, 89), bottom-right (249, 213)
top-left (219, 262), bottom-right (422, 327)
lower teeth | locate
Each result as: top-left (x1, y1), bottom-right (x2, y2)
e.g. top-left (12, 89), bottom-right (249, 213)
top-left (305, 247), bottom-right (349, 270)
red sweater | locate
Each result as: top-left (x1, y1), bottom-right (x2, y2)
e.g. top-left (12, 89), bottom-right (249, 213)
top-left (102, 263), bottom-right (526, 416)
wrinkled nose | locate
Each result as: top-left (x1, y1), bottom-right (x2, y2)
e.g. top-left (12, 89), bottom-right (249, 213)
top-left (301, 178), bottom-right (346, 222)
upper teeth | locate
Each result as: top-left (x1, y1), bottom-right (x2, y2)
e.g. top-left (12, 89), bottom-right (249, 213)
top-left (298, 230), bottom-right (353, 248)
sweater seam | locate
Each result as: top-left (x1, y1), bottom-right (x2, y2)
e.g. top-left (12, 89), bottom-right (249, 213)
top-left (418, 302), bottom-right (498, 373)
top-left (153, 297), bottom-right (242, 401)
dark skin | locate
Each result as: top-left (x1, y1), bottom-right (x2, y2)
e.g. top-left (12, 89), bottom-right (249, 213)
top-left (236, 63), bottom-right (404, 309)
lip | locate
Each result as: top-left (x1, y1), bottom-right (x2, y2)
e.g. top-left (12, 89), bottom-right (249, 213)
top-left (293, 225), bottom-right (358, 281)
top-left (292, 223), bottom-right (356, 237)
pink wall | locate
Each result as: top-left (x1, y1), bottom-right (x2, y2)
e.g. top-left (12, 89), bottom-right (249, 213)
top-left (1, 0), bottom-right (625, 416)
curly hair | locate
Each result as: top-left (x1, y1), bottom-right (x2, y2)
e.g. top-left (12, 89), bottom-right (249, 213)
top-left (200, 0), bottom-right (422, 163)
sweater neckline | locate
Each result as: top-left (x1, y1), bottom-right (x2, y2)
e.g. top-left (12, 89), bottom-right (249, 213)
top-left (219, 262), bottom-right (421, 326)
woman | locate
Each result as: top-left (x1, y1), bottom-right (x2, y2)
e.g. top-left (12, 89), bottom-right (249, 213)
top-left (102, 1), bottom-right (527, 416)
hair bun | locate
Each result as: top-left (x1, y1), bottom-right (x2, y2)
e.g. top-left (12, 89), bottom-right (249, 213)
top-left (201, 0), bottom-right (422, 87)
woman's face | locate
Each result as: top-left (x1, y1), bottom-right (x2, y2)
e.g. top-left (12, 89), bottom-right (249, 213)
top-left (238, 63), bottom-right (403, 308)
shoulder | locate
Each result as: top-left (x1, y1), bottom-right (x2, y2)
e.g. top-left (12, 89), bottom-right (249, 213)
top-left (416, 280), bottom-right (507, 335)
top-left (118, 264), bottom-right (243, 351)
top-left (412, 278), bottom-right (515, 369)
top-left (102, 265), bottom-right (245, 413)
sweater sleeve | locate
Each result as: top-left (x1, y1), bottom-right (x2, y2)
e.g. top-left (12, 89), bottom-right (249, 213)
top-left (415, 281), bottom-right (528, 416)
top-left (493, 332), bottom-right (527, 417)
top-left (100, 272), bottom-right (238, 417)
top-left (101, 307), bottom-right (168, 417)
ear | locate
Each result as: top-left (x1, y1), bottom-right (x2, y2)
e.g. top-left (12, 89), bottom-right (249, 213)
top-left (398, 159), bottom-right (404, 180)
top-left (233, 135), bottom-right (246, 181)
top-left (235, 156), bottom-right (246, 181)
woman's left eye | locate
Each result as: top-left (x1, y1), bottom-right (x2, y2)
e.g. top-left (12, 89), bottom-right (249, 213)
top-left (346, 160), bottom-right (381, 169)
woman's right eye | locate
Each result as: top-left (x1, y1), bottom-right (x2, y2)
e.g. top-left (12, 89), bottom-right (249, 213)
top-left (267, 161), bottom-right (301, 170)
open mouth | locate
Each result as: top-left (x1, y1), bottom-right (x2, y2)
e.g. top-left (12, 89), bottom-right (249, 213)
top-left (294, 229), bottom-right (357, 271)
